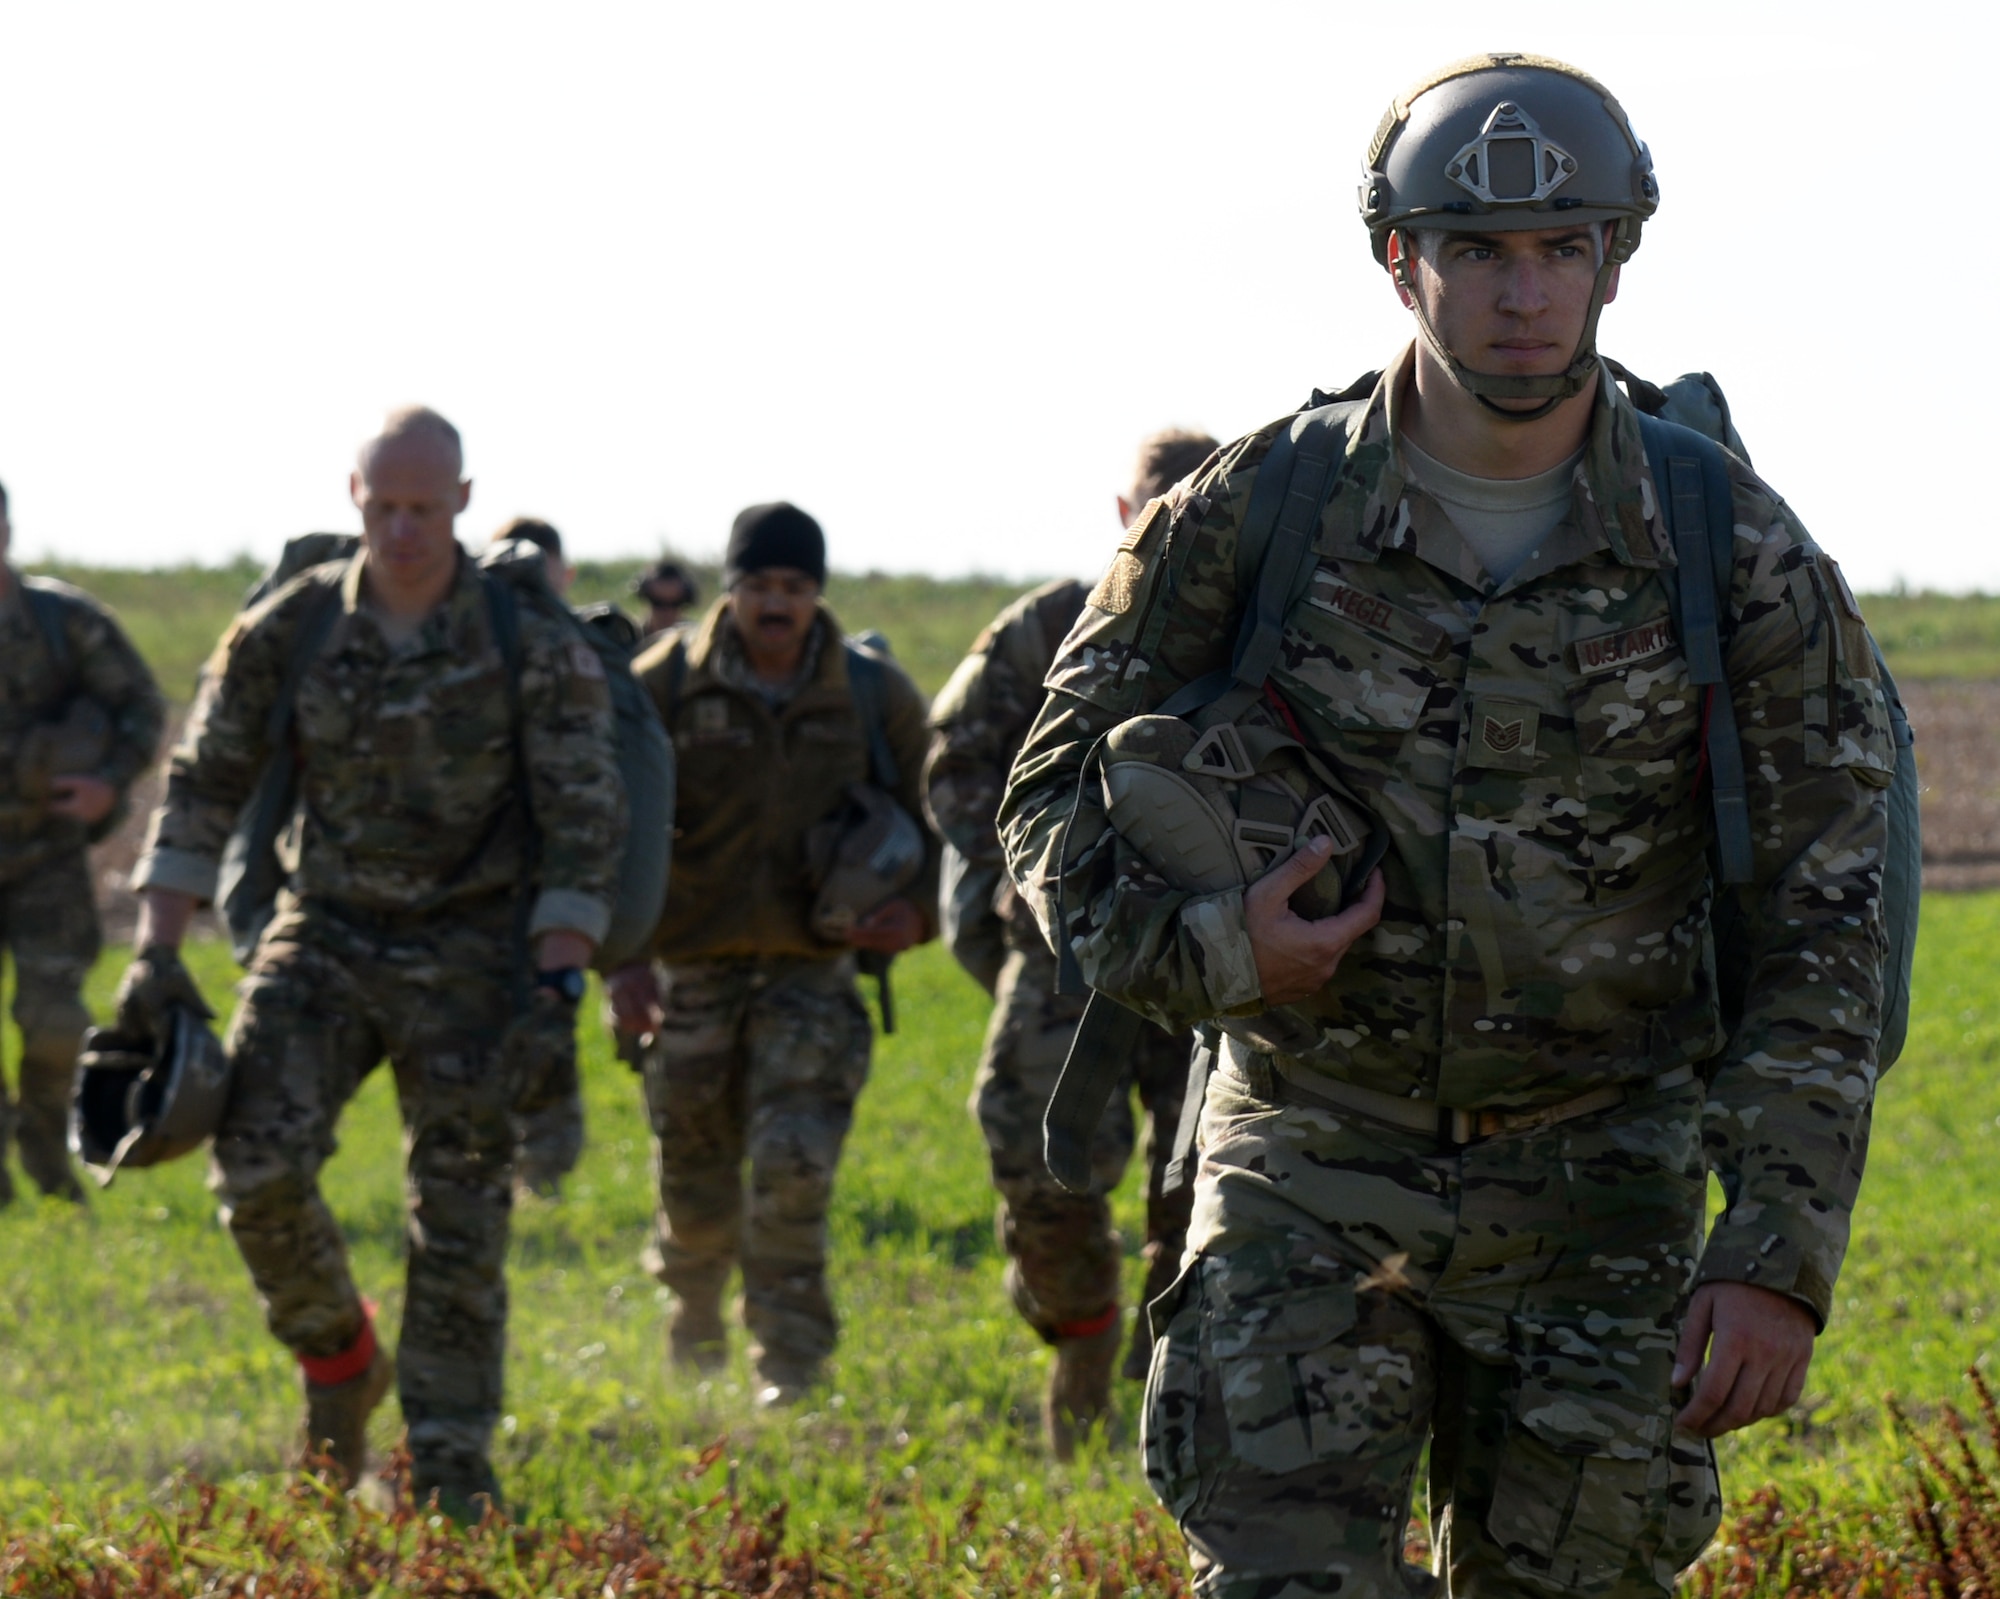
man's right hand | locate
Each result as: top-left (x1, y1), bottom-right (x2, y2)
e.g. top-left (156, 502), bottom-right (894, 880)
top-left (1245, 839), bottom-right (1386, 1006)
top-left (113, 945), bottom-right (214, 1042)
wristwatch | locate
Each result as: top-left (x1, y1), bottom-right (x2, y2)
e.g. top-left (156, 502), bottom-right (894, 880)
top-left (534, 966), bottom-right (587, 1004)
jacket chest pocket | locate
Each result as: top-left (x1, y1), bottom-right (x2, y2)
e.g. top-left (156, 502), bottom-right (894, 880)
top-left (1567, 627), bottom-right (1698, 764)
top-left (1274, 573), bottom-right (1454, 734)
top-left (428, 666), bottom-right (515, 758)
top-left (787, 714), bottom-right (865, 779)
top-left (1563, 622), bottom-right (1707, 889)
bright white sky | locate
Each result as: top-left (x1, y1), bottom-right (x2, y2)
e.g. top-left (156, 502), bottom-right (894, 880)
top-left (0, 1), bottom-right (1985, 593)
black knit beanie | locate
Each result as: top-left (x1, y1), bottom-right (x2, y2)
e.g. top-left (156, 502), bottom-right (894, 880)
top-left (724, 502), bottom-right (826, 587)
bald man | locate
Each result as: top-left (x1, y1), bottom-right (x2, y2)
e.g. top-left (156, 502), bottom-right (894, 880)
top-left (124, 408), bottom-right (626, 1517)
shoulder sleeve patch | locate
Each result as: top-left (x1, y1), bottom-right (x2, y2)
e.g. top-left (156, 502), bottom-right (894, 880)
top-left (1087, 552), bottom-right (1146, 615)
top-left (569, 640), bottom-right (607, 680)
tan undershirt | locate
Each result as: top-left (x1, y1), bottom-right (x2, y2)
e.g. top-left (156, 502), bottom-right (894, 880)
top-left (1402, 438), bottom-right (1584, 587)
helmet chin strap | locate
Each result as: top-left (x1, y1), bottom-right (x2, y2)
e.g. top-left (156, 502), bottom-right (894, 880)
top-left (1392, 222), bottom-right (1630, 424)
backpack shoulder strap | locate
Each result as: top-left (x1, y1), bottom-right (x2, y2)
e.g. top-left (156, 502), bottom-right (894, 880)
top-left (844, 641), bottom-right (898, 791)
top-left (1157, 399), bottom-right (1364, 719)
top-left (21, 581), bottom-right (74, 691)
top-left (1634, 412), bottom-right (1754, 884)
top-left (264, 580), bottom-right (344, 748)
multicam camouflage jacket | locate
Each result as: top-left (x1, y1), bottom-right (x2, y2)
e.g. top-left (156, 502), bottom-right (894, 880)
top-left (923, 579), bottom-right (1090, 947)
top-left (998, 349), bottom-right (1894, 1324)
top-left (135, 546), bottom-right (626, 942)
top-left (0, 571), bottom-right (165, 863)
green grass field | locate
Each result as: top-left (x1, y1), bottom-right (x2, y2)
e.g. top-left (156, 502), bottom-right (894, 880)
top-left (0, 902), bottom-right (1995, 1589)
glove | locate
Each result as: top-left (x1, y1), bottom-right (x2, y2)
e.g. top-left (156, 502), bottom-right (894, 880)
top-left (503, 992), bottom-right (580, 1117)
top-left (112, 946), bottom-right (214, 1044)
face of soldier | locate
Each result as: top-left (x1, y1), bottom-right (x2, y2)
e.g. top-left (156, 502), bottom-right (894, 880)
top-left (1397, 223), bottom-right (1620, 396)
top-left (351, 433), bottom-right (471, 603)
top-left (727, 568), bottom-right (820, 674)
top-left (641, 582), bottom-right (689, 636)
top-left (542, 550), bottom-right (574, 597)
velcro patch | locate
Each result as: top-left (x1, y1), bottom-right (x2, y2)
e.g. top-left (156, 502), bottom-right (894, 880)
top-left (1088, 551), bottom-right (1146, 615)
top-left (1120, 497), bottom-right (1167, 553)
top-left (1466, 699), bottom-right (1541, 771)
top-left (1306, 575), bottom-right (1450, 660)
top-left (1569, 617), bottom-right (1675, 676)
top-left (569, 641), bottom-right (606, 680)
top-left (694, 698), bottom-right (730, 733)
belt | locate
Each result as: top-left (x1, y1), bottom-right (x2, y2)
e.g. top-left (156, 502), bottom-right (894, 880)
top-left (1263, 1050), bottom-right (1699, 1148)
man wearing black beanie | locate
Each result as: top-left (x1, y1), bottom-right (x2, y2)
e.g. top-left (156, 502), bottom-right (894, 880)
top-left (614, 501), bottom-right (939, 1405)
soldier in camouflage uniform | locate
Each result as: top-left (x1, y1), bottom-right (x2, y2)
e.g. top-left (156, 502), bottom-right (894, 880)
top-left (1000, 56), bottom-right (1893, 1598)
top-left (612, 502), bottom-right (938, 1406)
top-left (923, 430), bottom-right (1215, 1457)
top-left (0, 478), bottom-right (165, 1207)
top-left (122, 409), bottom-right (625, 1515)
top-left (489, 516), bottom-right (587, 1202)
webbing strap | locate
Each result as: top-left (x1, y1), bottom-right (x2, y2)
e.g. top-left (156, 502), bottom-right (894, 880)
top-left (1161, 1029), bottom-right (1218, 1194)
top-left (1636, 414), bottom-right (1754, 886)
top-left (23, 585), bottom-right (74, 698)
top-left (1043, 990), bottom-right (1145, 1193)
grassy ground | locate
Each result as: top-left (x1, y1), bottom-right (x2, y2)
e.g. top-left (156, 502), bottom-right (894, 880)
top-left (0, 896), bottom-right (1994, 1583)
top-left (0, 939), bottom-right (1187, 1589)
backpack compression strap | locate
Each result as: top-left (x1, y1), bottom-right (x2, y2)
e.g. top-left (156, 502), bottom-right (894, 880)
top-left (1634, 414), bottom-right (1754, 884)
top-left (1045, 401), bottom-right (1362, 1194)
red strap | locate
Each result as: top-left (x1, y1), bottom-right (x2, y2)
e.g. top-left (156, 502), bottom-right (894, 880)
top-left (1263, 681), bottom-right (1307, 744)
top-left (1053, 1304), bottom-right (1120, 1341)
top-left (1692, 685), bottom-right (1715, 796)
top-left (299, 1309), bottom-right (376, 1387)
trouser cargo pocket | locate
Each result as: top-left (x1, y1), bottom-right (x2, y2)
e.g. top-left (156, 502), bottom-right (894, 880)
top-left (1487, 1376), bottom-right (1694, 1596)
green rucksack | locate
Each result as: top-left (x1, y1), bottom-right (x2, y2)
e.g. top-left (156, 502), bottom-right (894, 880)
top-left (216, 534), bottom-right (674, 972)
top-left (1042, 371), bottom-right (1921, 1193)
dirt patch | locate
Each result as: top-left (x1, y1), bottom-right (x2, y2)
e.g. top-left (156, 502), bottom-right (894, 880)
top-left (1902, 679), bottom-right (2000, 892)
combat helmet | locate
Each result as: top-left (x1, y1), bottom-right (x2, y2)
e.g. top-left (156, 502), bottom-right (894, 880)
top-left (1358, 53), bottom-right (1659, 418)
top-left (69, 1006), bottom-right (232, 1187)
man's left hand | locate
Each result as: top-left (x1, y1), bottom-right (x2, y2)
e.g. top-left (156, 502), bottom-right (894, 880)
top-left (49, 775), bottom-right (116, 825)
top-left (847, 898), bottom-right (923, 955)
top-left (1673, 1281), bottom-right (1816, 1437)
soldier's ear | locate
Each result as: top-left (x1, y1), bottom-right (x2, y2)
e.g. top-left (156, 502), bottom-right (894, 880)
top-left (1116, 495), bottom-right (1134, 530)
top-left (349, 470), bottom-right (365, 509)
top-left (456, 478), bottom-right (473, 514)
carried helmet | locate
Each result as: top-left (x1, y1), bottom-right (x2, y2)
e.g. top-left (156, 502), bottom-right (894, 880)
top-left (1358, 53), bottom-right (1658, 418)
top-left (70, 1006), bottom-right (231, 1187)
top-left (805, 782), bottom-right (927, 943)
top-left (1099, 714), bottom-right (1387, 919)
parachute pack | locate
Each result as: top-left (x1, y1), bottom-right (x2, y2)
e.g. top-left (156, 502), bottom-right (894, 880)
top-left (217, 534), bottom-right (674, 973)
top-left (1042, 370), bottom-right (1921, 1194)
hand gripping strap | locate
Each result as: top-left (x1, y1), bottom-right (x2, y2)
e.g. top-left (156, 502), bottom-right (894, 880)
top-left (1635, 413), bottom-right (1754, 885)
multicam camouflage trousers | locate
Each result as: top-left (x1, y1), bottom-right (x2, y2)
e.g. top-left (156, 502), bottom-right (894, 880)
top-left (640, 954), bottom-right (871, 1378)
top-left (1144, 1043), bottom-right (1720, 1599)
top-left (512, 1087), bottom-right (584, 1193)
top-left (0, 847), bottom-right (98, 1202)
top-left (972, 941), bottom-right (1193, 1349)
top-left (211, 900), bottom-right (526, 1478)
